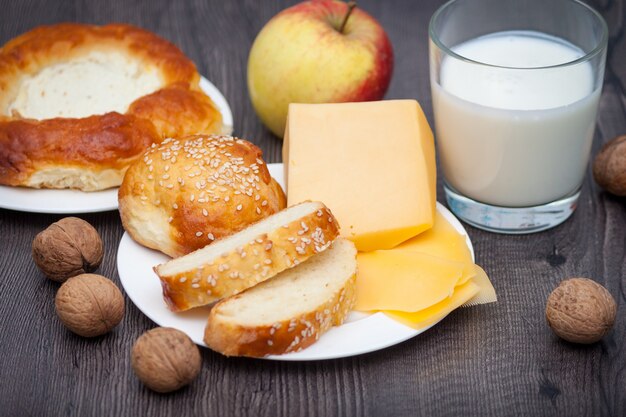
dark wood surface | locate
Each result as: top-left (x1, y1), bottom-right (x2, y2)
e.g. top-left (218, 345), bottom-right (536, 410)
top-left (1, 1), bottom-right (625, 416)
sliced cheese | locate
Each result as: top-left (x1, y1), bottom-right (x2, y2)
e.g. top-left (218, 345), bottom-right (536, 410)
top-left (385, 279), bottom-right (480, 330)
top-left (355, 211), bottom-right (497, 327)
top-left (355, 250), bottom-right (474, 313)
top-left (395, 213), bottom-right (496, 307)
top-left (397, 211), bottom-right (472, 264)
top-left (283, 100), bottom-right (436, 252)
top-left (463, 264), bottom-right (497, 306)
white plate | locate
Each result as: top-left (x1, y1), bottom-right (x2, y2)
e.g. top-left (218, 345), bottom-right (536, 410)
top-left (0, 76), bottom-right (233, 214)
top-left (117, 163), bottom-right (474, 361)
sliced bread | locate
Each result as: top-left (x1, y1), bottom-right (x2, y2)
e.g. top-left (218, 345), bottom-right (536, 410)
top-left (154, 201), bottom-right (339, 311)
top-left (204, 238), bottom-right (357, 357)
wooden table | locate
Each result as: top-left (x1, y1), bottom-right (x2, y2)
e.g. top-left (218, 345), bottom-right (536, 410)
top-left (0, 1), bottom-right (624, 416)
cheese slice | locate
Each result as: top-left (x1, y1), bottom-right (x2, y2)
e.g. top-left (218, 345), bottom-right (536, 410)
top-left (463, 265), bottom-right (497, 307)
top-left (394, 212), bottom-right (496, 307)
top-left (396, 211), bottom-right (472, 264)
top-left (385, 279), bottom-right (480, 330)
top-left (355, 210), bottom-right (497, 327)
top-left (384, 264), bottom-right (497, 329)
top-left (355, 250), bottom-right (475, 313)
top-left (283, 100), bottom-right (436, 252)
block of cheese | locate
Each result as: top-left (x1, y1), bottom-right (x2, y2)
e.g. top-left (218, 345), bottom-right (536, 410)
top-left (354, 250), bottom-right (475, 313)
top-left (283, 100), bottom-right (436, 252)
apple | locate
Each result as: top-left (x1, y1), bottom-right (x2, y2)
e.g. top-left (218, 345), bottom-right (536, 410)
top-left (247, 0), bottom-right (393, 138)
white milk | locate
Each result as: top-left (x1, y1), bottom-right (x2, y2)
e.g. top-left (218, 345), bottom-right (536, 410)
top-left (432, 31), bottom-right (600, 207)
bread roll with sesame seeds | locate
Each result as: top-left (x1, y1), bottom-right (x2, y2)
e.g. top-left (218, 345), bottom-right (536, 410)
top-left (154, 201), bottom-right (340, 311)
top-left (204, 238), bottom-right (357, 357)
top-left (118, 134), bottom-right (286, 257)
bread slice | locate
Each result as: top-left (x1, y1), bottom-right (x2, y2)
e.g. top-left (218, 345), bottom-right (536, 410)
top-left (154, 201), bottom-right (339, 311)
top-left (204, 238), bottom-right (357, 357)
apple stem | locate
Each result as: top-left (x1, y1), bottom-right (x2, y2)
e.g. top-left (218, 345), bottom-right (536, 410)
top-left (339, 1), bottom-right (357, 34)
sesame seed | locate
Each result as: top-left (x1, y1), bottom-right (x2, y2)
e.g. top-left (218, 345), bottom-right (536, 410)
top-left (208, 233), bottom-right (215, 240)
top-left (202, 209), bottom-right (208, 216)
top-left (196, 232), bottom-right (203, 237)
top-left (179, 277), bottom-right (187, 283)
top-left (191, 283), bottom-right (200, 288)
top-left (236, 204), bottom-right (243, 211)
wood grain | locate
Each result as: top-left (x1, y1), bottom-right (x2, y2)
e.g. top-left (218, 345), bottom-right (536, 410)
top-left (0, 1), bottom-right (625, 416)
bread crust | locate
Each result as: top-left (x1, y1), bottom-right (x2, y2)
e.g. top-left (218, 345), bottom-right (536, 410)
top-left (154, 203), bottom-right (340, 311)
top-left (0, 23), bottom-right (224, 191)
top-left (204, 270), bottom-right (356, 357)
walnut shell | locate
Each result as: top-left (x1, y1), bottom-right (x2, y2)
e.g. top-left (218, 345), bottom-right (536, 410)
top-left (593, 135), bottom-right (626, 196)
top-left (32, 217), bottom-right (104, 282)
top-left (55, 273), bottom-right (125, 337)
top-left (546, 278), bottom-right (616, 344)
top-left (131, 327), bottom-right (201, 393)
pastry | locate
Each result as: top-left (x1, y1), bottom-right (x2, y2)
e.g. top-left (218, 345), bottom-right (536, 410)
top-left (0, 23), bottom-right (227, 191)
top-left (119, 134), bottom-right (288, 259)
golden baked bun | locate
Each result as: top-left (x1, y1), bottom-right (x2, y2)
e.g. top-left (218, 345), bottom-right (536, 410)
top-left (119, 135), bottom-right (287, 257)
top-left (0, 23), bottom-right (227, 191)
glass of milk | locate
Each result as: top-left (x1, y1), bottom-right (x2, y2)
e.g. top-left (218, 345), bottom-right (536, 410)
top-left (429, 0), bottom-right (607, 233)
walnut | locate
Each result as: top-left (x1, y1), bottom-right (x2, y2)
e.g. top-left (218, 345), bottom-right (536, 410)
top-left (593, 134), bottom-right (626, 196)
top-left (546, 278), bottom-right (617, 344)
top-left (55, 274), bottom-right (125, 337)
top-left (131, 327), bottom-right (202, 393)
top-left (32, 217), bottom-right (104, 282)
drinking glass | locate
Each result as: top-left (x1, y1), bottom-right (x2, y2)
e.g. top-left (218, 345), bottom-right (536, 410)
top-left (429, 0), bottom-right (608, 233)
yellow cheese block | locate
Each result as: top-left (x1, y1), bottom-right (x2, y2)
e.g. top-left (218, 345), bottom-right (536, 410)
top-left (355, 250), bottom-right (475, 313)
top-left (385, 278), bottom-right (480, 330)
top-left (283, 100), bottom-right (436, 252)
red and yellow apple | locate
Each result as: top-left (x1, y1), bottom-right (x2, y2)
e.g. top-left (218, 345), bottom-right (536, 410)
top-left (247, 0), bottom-right (394, 138)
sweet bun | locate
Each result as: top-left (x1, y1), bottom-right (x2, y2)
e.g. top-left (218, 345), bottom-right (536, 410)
top-left (119, 135), bottom-right (287, 257)
top-left (0, 23), bottom-right (228, 191)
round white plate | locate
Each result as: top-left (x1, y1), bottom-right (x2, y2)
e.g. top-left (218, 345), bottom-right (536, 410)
top-left (0, 76), bottom-right (233, 214)
top-left (117, 163), bottom-right (474, 361)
